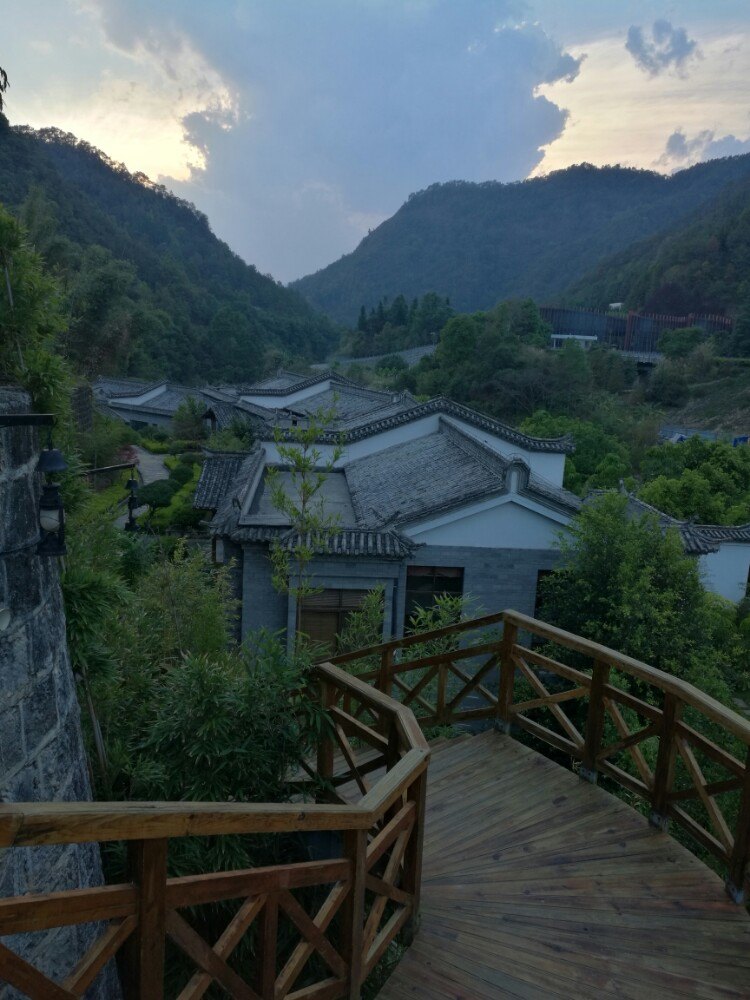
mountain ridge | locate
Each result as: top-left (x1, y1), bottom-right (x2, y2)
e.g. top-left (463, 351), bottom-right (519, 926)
top-left (291, 157), bottom-right (750, 324)
top-left (0, 118), bottom-right (337, 381)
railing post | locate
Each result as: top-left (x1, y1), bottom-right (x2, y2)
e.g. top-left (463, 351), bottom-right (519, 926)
top-left (402, 769), bottom-right (428, 945)
top-left (436, 661), bottom-right (448, 725)
top-left (496, 618), bottom-right (518, 733)
top-left (255, 896), bottom-right (279, 999)
top-left (379, 647), bottom-right (393, 697)
top-left (650, 692), bottom-right (683, 831)
top-left (317, 678), bottom-right (335, 799)
top-left (120, 838), bottom-right (168, 1000)
top-left (580, 661), bottom-right (610, 784)
top-left (341, 829), bottom-right (367, 999)
top-left (727, 745), bottom-right (750, 903)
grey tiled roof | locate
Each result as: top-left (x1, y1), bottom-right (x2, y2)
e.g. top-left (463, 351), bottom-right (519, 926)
top-left (209, 450), bottom-right (266, 529)
top-left (194, 452), bottom-right (248, 510)
top-left (694, 523), bottom-right (750, 543)
top-left (228, 525), bottom-right (415, 558)
top-left (346, 430), bottom-right (501, 528)
top-left (274, 396), bottom-right (575, 454)
top-left (288, 385), bottom-right (408, 422)
top-left (93, 376), bottom-right (162, 398)
top-left (345, 421), bottom-right (580, 530)
top-left (242, 369), bottom-right (355, 396)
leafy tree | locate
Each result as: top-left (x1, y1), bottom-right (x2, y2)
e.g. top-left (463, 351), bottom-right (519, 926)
top-left (645, 362), bottom-right (689, 406)
top-left (267, 406), bottom-right (344, 634)
top-left (638, 437), bottom-right (750, 524)
top-left (541, 493), bottom-right (738, 700)
top-left (137, 479), bottom-right (178, 512)
top-left (171, 395), bottom-right (207, 441)
top-left (520, 411), bottom-right (630, 494)
top-left (658, 326), bottom-right (704, 359)
top-left (0, 66), bottom-right (7, 114)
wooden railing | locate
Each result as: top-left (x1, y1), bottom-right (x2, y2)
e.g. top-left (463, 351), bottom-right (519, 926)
top-left (0, 662), bottom-right (429, 999)
top-left (2, 610), bottom-right (749, 999)
top-left (331, 609), bottom-right (750, 904)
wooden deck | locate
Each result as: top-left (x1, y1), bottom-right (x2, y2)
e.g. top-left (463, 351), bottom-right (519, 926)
top-left (379, 731), bottom-right (750, 1000)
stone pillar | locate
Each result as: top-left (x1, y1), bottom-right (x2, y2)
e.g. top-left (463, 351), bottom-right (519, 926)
top-left (0, 388), bottom-right (119, 998)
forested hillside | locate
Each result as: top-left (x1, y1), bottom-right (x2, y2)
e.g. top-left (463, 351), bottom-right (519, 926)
top-left (565, 175), bottom-right (750, 316)
top-left (292, 158), bottom-right (750, 325)
top-left (0, 116), bottom-right (336, 381)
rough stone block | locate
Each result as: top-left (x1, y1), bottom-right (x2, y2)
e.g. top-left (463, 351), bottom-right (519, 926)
top-left (22, 671), bottom-right (59, 756)
top-left (0, 704), bottom-right (24, 776)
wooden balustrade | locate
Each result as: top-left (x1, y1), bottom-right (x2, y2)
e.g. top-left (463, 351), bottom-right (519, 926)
top-left (2, 610), bottom-right (750, 997)
top-left (0, 663), bottom-right (428, 999)
top-left (332, 609), bottom-right (750, 905)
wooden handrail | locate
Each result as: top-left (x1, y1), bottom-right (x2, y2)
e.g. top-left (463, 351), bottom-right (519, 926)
top-left (2, 609), bottom-right (750, 998)
top-left (0, 661), bottom-right (431, 998)
top-left (334, 608), bottom-right (750, 904)
top-left (503, 610), bottom-right (750, 745)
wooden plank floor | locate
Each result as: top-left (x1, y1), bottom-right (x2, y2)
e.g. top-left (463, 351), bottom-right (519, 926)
top-left (379, 731), bottom-right (750, 999)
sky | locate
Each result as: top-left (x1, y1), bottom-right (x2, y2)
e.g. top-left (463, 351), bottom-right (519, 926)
top-left (3, 1), bottom-right (750, 283)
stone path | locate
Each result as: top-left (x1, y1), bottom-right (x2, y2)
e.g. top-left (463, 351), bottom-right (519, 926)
top-left (115, 446), bottom-right (169, 527)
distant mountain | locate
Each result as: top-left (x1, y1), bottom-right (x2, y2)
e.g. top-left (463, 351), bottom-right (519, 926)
top-left (564, 175), bottom-right (750, 315)
top-left (0, 117), bottom-right (336, 381)
top-left (291, 158), bottom-right (750, 325)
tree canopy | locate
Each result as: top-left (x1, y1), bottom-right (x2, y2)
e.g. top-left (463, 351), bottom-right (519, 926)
top-left (0, 125), bottom-right (337, 381)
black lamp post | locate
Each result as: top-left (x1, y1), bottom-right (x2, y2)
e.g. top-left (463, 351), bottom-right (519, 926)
top-left (37, 434), bottom-right (68, 557)
top-left (124, 475), bottom-right (140, 532)
top-left (0, 413), bottom-right (68, 556)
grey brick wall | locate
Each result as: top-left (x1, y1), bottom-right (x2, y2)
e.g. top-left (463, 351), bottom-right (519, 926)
top-left (238, 540), bottom-right (555, 643)
top-left (0, 389), bottom-right (119, 998)
top-left (396, 544), bottom-right (560, 633)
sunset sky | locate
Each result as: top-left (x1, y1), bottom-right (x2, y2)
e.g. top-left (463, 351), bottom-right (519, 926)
top-left (4, 1), bottom-right (750, 281)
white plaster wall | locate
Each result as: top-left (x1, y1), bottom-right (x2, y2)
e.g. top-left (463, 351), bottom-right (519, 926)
top-left (699, 544), bottom-right (750, 603)
top-left (440, 417), bottom-right (567, 485)
top-left (241, 379), bottom-right (332, 408)
top-left (405, 496), bottom-right (570, 549)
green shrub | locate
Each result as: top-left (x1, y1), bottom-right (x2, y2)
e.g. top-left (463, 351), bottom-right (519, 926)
top-left (137, 479), bottom-right (178, 511)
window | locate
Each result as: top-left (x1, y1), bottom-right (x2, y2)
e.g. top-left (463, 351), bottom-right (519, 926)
top-left (404, 566), bottom-right (463, 627)
top-left (300, 589), bottom-right (369, 652)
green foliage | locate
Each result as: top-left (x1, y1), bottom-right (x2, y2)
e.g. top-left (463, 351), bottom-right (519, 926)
top-left (137, 478), bottom-right (178, 511)
top-left (540, 494), bottom-right (741, 700)
top-left (645, 363), bottom-right (690, 406)
top-left (520, 411), bottom-right (630, 494)
top-left (267, 407), bottom-right (344, 627)
top-left (335, 587), bottom-right (385, 675)
top-left (1, 125), bottom-right (336, 381)
top-left (171, 395), bottom-right (208, 442)
top-left (77, 413), bottom-right (136, 468)
top-left (568, 173), bottom-right (750, 318)
top-left (343, 292), bottom-right (452, 356)
top-left (148, 464), bottom-right (203, 531)
top-left (659, 326), bottom-right (705, 359)
top-left (292, 160), bottom-right (750, 324)
top-left (637, 437), bottom-right (750, 524)
top-left (410, 301), bottom-right (600, 421)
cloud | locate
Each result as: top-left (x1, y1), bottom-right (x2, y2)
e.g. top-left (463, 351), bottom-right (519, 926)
top-left (73, 1), bottom-right (582, 282)
top-left (626, 20), bottom-right (699, 77)
top-left (658, 127), bottom-right (750, 168)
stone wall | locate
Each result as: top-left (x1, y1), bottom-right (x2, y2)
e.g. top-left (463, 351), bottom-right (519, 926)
top-left (0, 388), bottom-right (118, 997)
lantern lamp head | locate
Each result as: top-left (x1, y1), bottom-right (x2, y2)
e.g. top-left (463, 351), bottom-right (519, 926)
top-left (37, 444), bottom-right (68, 475)
top-left (38, 481), bottom-right (66, 556)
